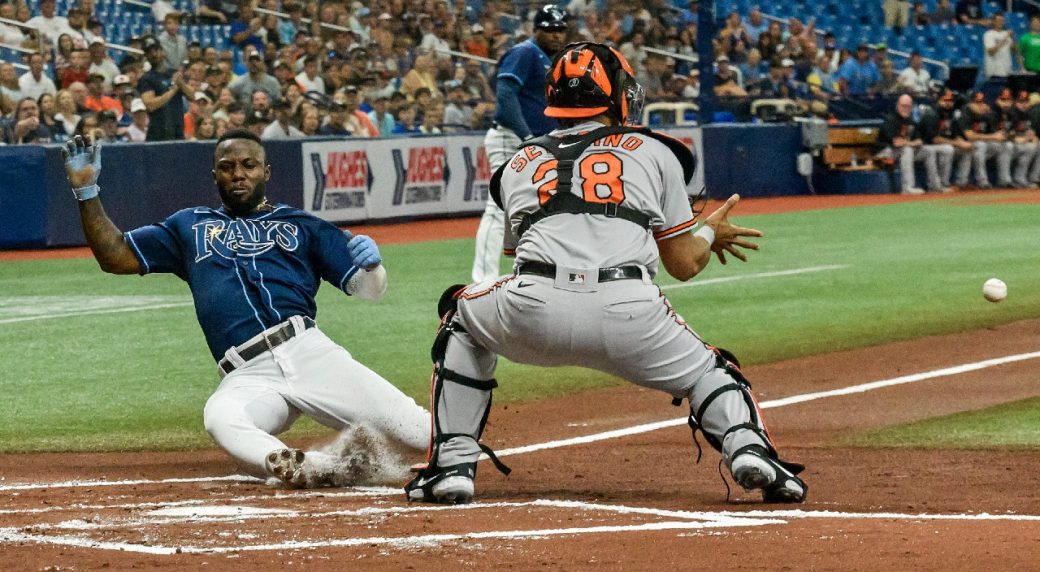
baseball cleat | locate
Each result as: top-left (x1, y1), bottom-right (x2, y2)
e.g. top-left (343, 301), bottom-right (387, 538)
top-left (405, 462), bottom-right (476, 504)
top-left (730, 445), bottom-right (807, 503)
top-left (265, 448), bottom-right (306, 487)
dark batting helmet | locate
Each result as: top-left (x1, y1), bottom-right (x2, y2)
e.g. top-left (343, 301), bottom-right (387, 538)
top-left (545, 42), bottom-right (644, 125)
top-left (533, 4), bottom-right (568, 31)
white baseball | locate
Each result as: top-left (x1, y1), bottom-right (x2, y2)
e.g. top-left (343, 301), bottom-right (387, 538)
top-left (983, 278), bottom-right (1007, 303)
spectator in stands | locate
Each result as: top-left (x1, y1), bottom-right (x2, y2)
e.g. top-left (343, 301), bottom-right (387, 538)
top-left (418, 101), bottom-right (443, 134)
top-left (115, 85), bottom-right (135, 130)
top-left (714, 56), bottom-right (746, 96)
top-left (125, 97), bottom-right (149, 141)
top-left (297, 106), bottom-right (319, 136)
top-left (250, 89), bottom-right (272, 119)
top-left (461, 59), bottom-right (492, 102)
top-left (443, 83), bottom-right (474, 131)
top-left (152, 0), bottom-right (177, 24)
top-left (367, 94), bottom-right (395, 136)
top-left (465, 24), bottom-right (491, 59)
top-left (67, 81), bottom-right (89, 112)
top-left (261, 98), bottom-right (302, 139)
top-left (66, 6), bottom-right (97, 47)
top-left (959, 92), bottom-right (1013, 188)
top-left (677, 0), bottom-right (698, 28)
top-left (318, 101), bottom-right (350, 135)
top-left (877, 60), bottom-right (902, 95)
top-left (1019, 16), bottom-right (1040, 73)
top-left (53, 89), bottom-right (80, 136)
top-left (27, 0), bottom-right (71, 47)
top-left (196, 115), bottom-right (218, 140)
top-left (261, 14), bottom-right (284, 51)
top-left (183, 91), bottom-right (210, 139)
top-left (138, 35), bottom-right (194, 141)
top-left (718, 11), bottom-right (750, 62)
top-left (94, 109), bottom-right (126, 143)
top-left (877, 94), bottom-right (946, 194)
top-left (210, 87), bottom-right (234, 121)
top-left (911, 2), bottom-right (930, 26)
top-left (60, 48), bottom-right (90, 89)
top-left (636, 53), bottom-right (672, 101)
top-left (225, 101), bottom-right (246, 129)
top-left (87, 38), bottom-right (119, 91)
top-left (0, 62), bottom-right (22, 115)
top-left (620, 31), bottom-right (649, 73)
top-left (83, 72), bottom-right (122, 113)
top-left (295, 55), bottom-right (325, 95)
top-left (402, 51), bottom-right (442, 100)
top-left (750, 57), bottom-right (795, 99)
top-left (231, 0), bottom-right (266, 54)
top-left (283, 81), bottom-right (304, 115)
top-left (245, 108), bottom-right (269, 136)
top-left (837, 44), bottom-right (881, 96)
top-left (739, 48), bottom-right (768, 86)
top-left (19, 52), bottom-right (57, 101)
top-left (3, 96), bottom-right (53, 144)
top-left (994, 88), bottom-right (1037, 187)
top-left (53, 34), bottom-right (76, 77)
top-left (340, 85), bottom-right (378, 137)
top-left (821, 32), bottom-right (840, 69)
top-left (158, 12), bottom-right (188, 71)
top-left (984, 13), bottom-right (1016, 79)
top-left (277, 3), bottom-right (304, 45)
top-left (897, 51), bottom-right (932, 96)
top-left (883, 0), bottom-right (911, 33)
top-left (0, 3), bottom-right (26, 46)
top-left (392, 102), bottom-right (420, 134)
top-left (955, 0), bottom-right (988, 27)
top-left (757, 24), bottom-right (780, 63)
top-left (807, 53), bottom-right (839, 98)
top-left (37, 92), bottom-right (66, 141)
top-left (229, 51), bottom-right (281, 107)
top-left (931, 0), bottom-right (956, 25)
top-left (745, 8), bottom-right (769, 45)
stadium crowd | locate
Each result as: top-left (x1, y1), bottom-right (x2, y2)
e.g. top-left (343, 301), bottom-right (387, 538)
top-left (0, 0), bottom-right (1038, 147)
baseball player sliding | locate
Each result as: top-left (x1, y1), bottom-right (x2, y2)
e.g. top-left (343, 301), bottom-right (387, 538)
top-left (407, 43), bottom-right (808, 505)
top-left (63, 129), bottom-right (430, 487)
top-left (471, 4), bottom-right (568, 283)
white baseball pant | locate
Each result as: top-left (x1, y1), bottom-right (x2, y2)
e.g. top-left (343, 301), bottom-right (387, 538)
top-left (471, 126), bottom-right (523, 283)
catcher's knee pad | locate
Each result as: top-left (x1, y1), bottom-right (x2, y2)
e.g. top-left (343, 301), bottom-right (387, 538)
top-left (684, 349), bottom-right (803, 477)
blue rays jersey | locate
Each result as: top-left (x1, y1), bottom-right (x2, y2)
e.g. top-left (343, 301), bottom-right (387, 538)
top-left (124, 204), bottom-right (362, 361)
top-left (494, 39), bottom-right (558, 138)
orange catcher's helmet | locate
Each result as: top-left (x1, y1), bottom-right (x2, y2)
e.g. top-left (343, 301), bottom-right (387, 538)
top-left (545, 42), bottom-right (644, 125)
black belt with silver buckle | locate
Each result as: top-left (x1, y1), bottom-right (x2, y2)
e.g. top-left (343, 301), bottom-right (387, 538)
top-left (219, 317), bottom-right (316, 374)
top-left (517, 261), bottom-right (642, 282)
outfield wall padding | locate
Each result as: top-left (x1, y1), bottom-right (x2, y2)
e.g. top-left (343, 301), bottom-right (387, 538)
top-left (0, 125), bottom-right (808, 248)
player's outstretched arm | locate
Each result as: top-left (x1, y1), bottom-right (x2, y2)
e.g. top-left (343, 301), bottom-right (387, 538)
top-left (344, 234), bottom-right (387, 301)
top-left (63, 137), bottom-right (141, 275)
top-left (657, 194), bottom-right (761, 281)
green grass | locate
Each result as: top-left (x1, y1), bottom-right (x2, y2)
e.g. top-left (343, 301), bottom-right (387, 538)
top-left (2, 195), bottom-right (1039, 452)
top-left (843, 397), bottom-right (1040, 449)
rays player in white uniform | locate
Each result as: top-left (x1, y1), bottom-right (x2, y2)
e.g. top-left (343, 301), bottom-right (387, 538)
top-left (471, 4), bottom-right (568, 283)
top-left (62, 129), bottom-right (430, 487)
top-left (407, 43), bottom-right (808, 505)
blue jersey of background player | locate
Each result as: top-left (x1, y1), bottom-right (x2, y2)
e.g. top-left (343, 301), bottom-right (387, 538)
top-left (493, 4), bottom-right (569, 140)
top-left (472, 4), bottom-right (569, 284)
top-left (62, 129), bottom-right (430, 488)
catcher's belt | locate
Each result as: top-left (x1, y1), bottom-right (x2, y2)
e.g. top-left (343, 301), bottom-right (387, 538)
top-left (218, 316), bottom-right (316, 375)
top-left (517, 261), bottom-right (642, 282)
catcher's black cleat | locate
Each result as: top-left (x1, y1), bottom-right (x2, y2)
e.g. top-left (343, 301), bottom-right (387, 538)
top-left (405, 462), bottom-right (476, 504)
top-left (729, 445), bottom-right (808, 503)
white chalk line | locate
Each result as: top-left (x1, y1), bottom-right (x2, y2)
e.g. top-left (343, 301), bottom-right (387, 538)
top-left (0, 302), bottom-right (194, 325)
top-left (492, 349), bottom-right (1040, 458)
top-left (659, 264), bottom-right (848, 290)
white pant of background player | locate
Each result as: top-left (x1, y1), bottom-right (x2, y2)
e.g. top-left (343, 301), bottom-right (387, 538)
top-left (203, 316), bottom-right (430, 482)
top-left (471, 126), bottom-right (523, 283)
top-left (877, 144), bottom-right (953, 193)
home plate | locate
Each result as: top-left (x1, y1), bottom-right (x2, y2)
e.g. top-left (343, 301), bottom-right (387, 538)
top-left (146, 506), bottom-right (298, 518)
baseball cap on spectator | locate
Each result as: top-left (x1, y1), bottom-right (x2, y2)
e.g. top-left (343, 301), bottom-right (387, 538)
top-left (472, 23), bottom-right (484, 33)
top-left (875, 43), bottom-right (887, 51)
top-left (89, 37), bottom-right (105, 47)
top-left (274, 60), bottom-right (291, 71)
top-left (130, 98), bottom-right (147, 113)
top-left (378, 12), bottom-right (392, 20)
top-left (113, 74), bottom-right (130, 87)
top-left (206, 65), bottom-right (222, 76)
top-left (88, 71), bottom-right (106, 82)
top-left (142, 36), bottom-right (161, 52)
top-left (856, 43), bottom-right (869, 51)
top-left (247, 51), bottom-right (263, 61)
top-left (98, 109), bottom-right (118, 122)
top-left (356, 7), bottom-right (370, 17)
top-left (780, 58), bottom-right (795, 67)
top-left (194, 91), bottom-right (211, 103)
top-left (273, 99), bottom-right (291, 110)
top-left (344, 85), bottom-right (359, 93)
top-left (716, 55), bottom-right (729, 64)
top-left (247, 110), bottom-right (269, 125)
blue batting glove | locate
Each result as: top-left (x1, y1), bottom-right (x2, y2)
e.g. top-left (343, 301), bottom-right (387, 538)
top-left (62, 136), bottom-right (102, 200)
top-left (347, 234), bottom-right (381, 270)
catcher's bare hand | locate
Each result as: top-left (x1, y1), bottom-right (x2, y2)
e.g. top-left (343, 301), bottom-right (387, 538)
top-left (702, 194), bottom-right (762, 265)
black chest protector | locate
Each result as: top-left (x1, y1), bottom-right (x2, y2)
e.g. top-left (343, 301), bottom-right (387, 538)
top-left (489, 125), bottom-right (697, 239)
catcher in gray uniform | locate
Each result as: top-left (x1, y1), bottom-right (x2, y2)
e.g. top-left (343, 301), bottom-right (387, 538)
top-left (405, 42), bottom-right (808, 505)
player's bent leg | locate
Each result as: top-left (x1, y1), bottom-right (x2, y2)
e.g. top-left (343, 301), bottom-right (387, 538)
top-left (203, 370), bottom-right (302, 481)
top-left (405, 309), bottom-right (509, 504)
top-left (685, 352), bottom-right (807, 503)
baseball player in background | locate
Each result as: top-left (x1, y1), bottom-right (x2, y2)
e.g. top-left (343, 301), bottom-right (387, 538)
top-left (407, 43), bottom-right (808, 505)
top-left (470, 4), bottom-right (568, 283)
top-left (62, 129), bottom-right (430, 487)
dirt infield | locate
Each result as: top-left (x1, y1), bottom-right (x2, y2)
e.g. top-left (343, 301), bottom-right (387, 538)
top-left (2, 318), bottom-right (1039, 569)
top-left (3, 191), bottom-right (1040, 568)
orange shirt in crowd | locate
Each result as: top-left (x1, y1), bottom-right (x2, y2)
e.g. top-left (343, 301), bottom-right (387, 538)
top-left (83, 94), bottom-right (123, 114)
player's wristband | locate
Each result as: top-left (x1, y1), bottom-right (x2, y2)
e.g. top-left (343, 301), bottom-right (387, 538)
top-left (73, 184), bottom-right (100, 201)
top-left (694, 224), bottom-right (715, 246)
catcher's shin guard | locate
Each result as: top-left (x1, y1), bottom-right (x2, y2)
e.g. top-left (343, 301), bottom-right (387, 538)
top-left (405, 312), bottom-right (510, 503)
top-left (681, 349), bottom-right (807, 502)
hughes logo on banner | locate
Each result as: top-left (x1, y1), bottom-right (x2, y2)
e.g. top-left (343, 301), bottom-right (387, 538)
top-left (462, 145), bottom-right (491, 203)
top-left (392, 146), bottom-right (449, 206)
top-left (309, 150), bottom-right (372, 211)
